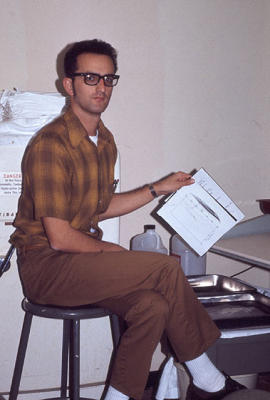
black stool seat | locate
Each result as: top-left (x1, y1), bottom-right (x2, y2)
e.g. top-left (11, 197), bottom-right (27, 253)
top-left (23, 299), bottom-right (116, 320)
top-left (9, 298), bottom-right (121, 400)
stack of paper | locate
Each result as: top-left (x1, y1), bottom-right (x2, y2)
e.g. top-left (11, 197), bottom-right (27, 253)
top-left (157, 168), bottom-right (244, 256)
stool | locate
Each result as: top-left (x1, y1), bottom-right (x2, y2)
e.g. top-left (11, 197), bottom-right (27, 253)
top-left (9, 298), bottom-right (121, 400)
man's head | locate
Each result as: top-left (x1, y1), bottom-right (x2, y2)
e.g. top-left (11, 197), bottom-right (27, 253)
top-left (64, 39), bottom-right (118, 76)
top-left (62, 39), bottom-right (119, 121)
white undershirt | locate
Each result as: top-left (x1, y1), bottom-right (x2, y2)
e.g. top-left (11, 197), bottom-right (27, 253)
top-left (89, 130), bottom-right (99, 234)
top-left (89, 130), bottom-right (99, 146)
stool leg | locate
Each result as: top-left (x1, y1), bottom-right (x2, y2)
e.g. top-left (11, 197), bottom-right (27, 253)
top-left (9, 312), bottom-right (33, 400)
top-left (60, 319), bottom-right (70, 398)
top-left (69, 319), bottom-right (80, 400)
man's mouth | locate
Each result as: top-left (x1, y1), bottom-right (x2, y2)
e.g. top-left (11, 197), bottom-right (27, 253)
top-left (93, 95), bottom-right (106, 101)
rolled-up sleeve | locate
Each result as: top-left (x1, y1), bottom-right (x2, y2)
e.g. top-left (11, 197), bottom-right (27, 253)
top-left (25, 135), bottom-right (72, 221)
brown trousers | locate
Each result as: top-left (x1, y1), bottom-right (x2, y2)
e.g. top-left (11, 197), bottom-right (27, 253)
top-left (17, 248), bottom-right (220, 400)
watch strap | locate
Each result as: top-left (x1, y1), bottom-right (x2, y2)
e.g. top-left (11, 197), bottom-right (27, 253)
top-left (149, 184), bottom-right (158, 198)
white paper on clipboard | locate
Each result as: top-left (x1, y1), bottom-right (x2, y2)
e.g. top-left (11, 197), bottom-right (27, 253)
top-left (157, 168), bottom-right (244, 256)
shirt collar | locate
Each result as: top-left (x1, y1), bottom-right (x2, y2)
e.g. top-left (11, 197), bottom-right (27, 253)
top-left (63, 107), bottom-right (111, 148)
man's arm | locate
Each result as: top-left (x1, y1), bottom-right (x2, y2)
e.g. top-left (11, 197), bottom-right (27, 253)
top-left (99, 171), bottom-right (194, 220)
top-left (42, 171), bottom-right (194, 253)
top-left (42, 217), bottom-right (126, 253)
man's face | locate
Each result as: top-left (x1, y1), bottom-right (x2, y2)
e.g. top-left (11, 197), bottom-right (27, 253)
top-left (65, 52), bottom-right (115, 117)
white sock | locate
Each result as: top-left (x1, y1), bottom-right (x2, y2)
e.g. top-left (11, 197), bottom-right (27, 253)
top-left (104, 385), bottom-right (129, 400)
top-left (185, 353), bottom-right (226, 392)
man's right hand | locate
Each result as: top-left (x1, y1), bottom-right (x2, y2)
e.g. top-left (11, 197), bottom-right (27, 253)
top-left (42, 216), bottom-right (126, 253)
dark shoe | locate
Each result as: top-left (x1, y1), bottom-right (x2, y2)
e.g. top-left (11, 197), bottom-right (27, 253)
top-left (186, 373), bottom-right (246, 399)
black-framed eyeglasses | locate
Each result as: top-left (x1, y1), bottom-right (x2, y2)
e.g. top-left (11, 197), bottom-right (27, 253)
top-left (70, 72), bottom-right (120, 87)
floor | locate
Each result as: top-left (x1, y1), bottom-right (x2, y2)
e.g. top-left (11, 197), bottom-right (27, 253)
top-left (1, 372), bottom-right (269, 399)
top-left (142, 372), bottom-right (270, 399)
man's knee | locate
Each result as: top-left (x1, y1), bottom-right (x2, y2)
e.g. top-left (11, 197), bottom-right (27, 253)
top-left (126, 289), bottom-right (169, 323)
top-left (166, 255), bottom-right (188, 284)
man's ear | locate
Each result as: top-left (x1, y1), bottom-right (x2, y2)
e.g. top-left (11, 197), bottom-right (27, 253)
top-left (63, 77), bottom-right (74, 96)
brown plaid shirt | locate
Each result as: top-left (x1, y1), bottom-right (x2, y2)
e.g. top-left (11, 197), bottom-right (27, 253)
top-left (10, 107), bottom-right (117, 248)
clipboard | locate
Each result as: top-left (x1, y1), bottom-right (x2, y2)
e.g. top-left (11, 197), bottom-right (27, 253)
top-left (157, 168), bottom-right (244, 256)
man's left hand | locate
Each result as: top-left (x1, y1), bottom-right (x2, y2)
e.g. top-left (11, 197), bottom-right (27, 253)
top-left (153, 171), bottom-right (195, 196)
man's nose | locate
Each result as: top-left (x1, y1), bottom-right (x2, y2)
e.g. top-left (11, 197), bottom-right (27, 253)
top-left (96, 77), bottom-right (106, 91)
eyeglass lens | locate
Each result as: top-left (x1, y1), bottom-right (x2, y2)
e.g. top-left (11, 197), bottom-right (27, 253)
top-left (84, 73), bottom-right (118, 87)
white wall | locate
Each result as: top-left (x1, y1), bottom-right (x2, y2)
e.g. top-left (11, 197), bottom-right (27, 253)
top-left (0, 0), bottom-right (269, 246)
top-left (0, 0), bottom-right (270, 396)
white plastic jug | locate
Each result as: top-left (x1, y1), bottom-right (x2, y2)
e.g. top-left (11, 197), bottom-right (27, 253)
top-left (170, 234), bottom-right (206, 276)
top-left (131, 225), bottom-right (168, 254)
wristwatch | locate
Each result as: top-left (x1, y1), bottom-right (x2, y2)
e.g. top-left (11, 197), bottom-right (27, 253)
top-left (148, 184), bottom-right (158, 198)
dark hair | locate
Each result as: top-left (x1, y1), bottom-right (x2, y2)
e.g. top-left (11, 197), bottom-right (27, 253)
top-left (64, 39), bottom-right (118, 76)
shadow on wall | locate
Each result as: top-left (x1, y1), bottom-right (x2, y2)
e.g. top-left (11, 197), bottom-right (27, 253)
top-left (54, 42), bottom-right (75, 96)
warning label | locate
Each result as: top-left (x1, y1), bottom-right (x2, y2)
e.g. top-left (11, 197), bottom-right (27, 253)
top-left (0, 172), bottom-right (22, 196)
top-left (0, 172), bottom-right (22, 221)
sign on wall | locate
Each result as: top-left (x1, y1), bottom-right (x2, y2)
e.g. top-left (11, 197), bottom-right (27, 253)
top-left (0, 171), bottom-right (22, 222)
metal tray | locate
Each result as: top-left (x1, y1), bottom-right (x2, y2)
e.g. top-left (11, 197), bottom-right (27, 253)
top-left (201, 292), bottom-right (270, 329)
top-left (187, 274), bottom-right (270, 329)
top-left (188, 274), bottom-right (256, 297)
